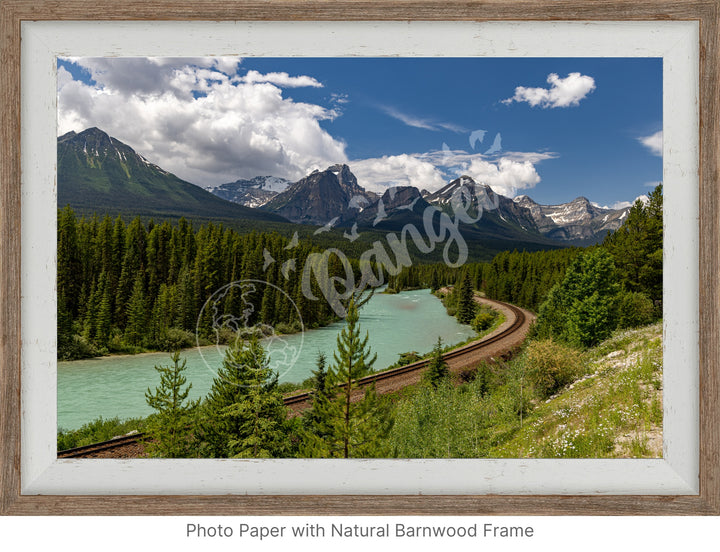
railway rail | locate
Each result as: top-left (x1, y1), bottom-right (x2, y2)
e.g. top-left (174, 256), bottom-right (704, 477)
top-left (57, 432), bottom-right (147, 458)
top-left (283, 298), bottom-right (526, 406)
top-left (58, 298), bottom-right (529, 459)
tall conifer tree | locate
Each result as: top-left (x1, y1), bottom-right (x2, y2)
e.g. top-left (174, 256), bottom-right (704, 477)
top-left (145, 352), bottom-right (198, 458)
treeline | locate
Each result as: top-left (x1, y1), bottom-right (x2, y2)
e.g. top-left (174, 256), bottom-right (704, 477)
top-left (532, 185), bottom-right (663, 347)
top-left (386, 184), bottom-right (663, 338)
top-left (58, 206), bottom-right (354, 360)
top-left (385, 247), bottom-right (581, 313)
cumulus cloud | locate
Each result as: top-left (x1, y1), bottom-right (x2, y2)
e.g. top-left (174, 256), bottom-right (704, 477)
top-left (349, 155), bottom-right (448, 193)
top-left (638, 130), bottom-right (662, 156)
top-left (350, 149), bottom-right (553, 196)
top-left (464, 158), bottom-right (541, 197)
top-left (502, 72), bottom-right (596, 108)
top-left (58, 58), bottom-right (346, 186)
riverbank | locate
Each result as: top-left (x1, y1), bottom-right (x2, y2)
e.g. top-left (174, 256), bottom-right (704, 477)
top-left (58, 288), bottom-right (477, 431)
top-left (57, 295), bottom-right (511, 450)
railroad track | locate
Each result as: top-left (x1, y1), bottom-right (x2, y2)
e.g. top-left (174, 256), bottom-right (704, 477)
top-left (57, 432), bottom-right (147, 458)
top-left (283, 298), bottom-right (526, 406)
top-left (58, 298), bottom-right (528, 458)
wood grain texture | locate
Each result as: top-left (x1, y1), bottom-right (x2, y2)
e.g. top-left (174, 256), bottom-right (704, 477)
top-left (0, 0), bottom-right (22, 518)
top-left (698, 0), bottom-right (720, 516)
top-left (1, 0), bottom-right (718, 516)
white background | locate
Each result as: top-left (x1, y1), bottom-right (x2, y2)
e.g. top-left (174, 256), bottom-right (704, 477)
top-left (1, 516), bottom-right (719, 550)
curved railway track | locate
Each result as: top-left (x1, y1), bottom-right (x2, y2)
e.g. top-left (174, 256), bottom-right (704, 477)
top-left (58, 298), bottom-right (529, 459)
top-left (57, 432), bottom-right (147, 458)
top-left (283, 298), bottom-right (526, 406)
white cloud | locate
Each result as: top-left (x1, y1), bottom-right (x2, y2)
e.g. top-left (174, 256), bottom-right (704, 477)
top-left (464, 158), bottom-right (541, 197)
top-left (502, 72), bottom-right (596, 108)
top-left (58, 58), bottom-right (346, 186)
top-left (349, 155), bottom-right (447, 193)
top-left (349, 149), bottom-right (553, 196)
top-left (592, 195), bottom-right (649, 210)
top-left (233, 70), bottom-right (322, 88)
top-left (330, 93), bottom-right (349, 105)
top-left (638, 130), bottom-right (662, 156)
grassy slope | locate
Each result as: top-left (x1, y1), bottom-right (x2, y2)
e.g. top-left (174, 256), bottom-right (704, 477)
top-left (490, 323), bottom-right (663, 458)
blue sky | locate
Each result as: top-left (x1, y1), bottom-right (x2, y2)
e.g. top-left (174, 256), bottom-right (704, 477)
top-left (58, 57), bottom-right (661, 207)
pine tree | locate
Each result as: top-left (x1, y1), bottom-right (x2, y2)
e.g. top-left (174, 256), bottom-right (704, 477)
top-left (429, 269), bottom-right (439, 293)
top-left (124, 272), bottom-right (147, 346)
top-left (145, 352), bottom-right (198, 458)
top-left (424, 337), bottom-right (450, 387)
top-left (456, 272), bottom-right (476, 324)
top-left (199, 336), bottom-right (289, 458)
top-left (300, 352), bottom-right (343, 457)
top-left (57, 206), bottom-right (82, 317)
top-left (223, 337), bottom-right (289, 458)
top-left (94, 271), bottom-right (113, 347)
top-left (328, 298), bottom-right (392, 458)
top-left (534, 249), bottom-right (620, 347)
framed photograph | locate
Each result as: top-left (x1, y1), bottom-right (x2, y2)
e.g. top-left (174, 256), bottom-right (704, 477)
top-left (1, 1), bottom-right (718, 515)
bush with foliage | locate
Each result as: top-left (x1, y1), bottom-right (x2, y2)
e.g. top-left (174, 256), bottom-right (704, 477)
top-left (615, 291), bottom-right (655, 329)
top-left (524, 339), bottom-right (583, 399)
top-left (472, 308), bottom-right (498, 332)
top-left (534, 249), bottom-right (619, 347)
top-left (57, 416), bottom-right (145, 451)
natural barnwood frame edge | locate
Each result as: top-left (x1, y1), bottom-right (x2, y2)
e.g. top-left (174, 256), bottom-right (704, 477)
top-left (1, 0), bottom-right (718, 516)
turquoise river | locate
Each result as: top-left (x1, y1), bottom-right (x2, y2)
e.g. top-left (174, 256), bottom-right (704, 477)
top-left (58, 288), bottom-right (476, 431)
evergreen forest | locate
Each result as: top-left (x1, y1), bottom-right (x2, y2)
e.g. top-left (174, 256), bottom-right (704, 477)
top-left (58, 185), bottom-right (663, 459)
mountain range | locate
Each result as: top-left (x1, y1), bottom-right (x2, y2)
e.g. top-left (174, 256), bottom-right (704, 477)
top-left (205, 176), bottom-right (292, 209)
top-left (58, 128), bottom-right (631, 248)
top-left (247, 165), bottom-right (628, 245)
top-left (57, 127), bottom-right (286, 223)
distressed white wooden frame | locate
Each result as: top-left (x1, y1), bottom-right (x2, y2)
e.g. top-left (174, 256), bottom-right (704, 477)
top-left (21, 20), bottom-right (698, 495)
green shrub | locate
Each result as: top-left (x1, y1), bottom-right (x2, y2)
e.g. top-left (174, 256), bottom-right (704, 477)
top-left (277, 381), bottom-right (303, 394)
top-left (472, 310), bottom-right (497, 332)
top-left (397, 351), bottom-right (422, 367)
top-left (57, 416), bottom-right (146, 451)
top-left (154, 328), bottom-right (195, 351)
top-left (275, 321), bottom-right (302, 335)
top-left (525, 339), bottom-right (583, 399)
top-left (58, 334), bottom-right (104, 360)
top-left (615, 291), bottom-right (655, 329)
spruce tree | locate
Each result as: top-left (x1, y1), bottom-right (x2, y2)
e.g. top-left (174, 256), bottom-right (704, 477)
top-left (94, 271), bottom-right (113, 347)
top-left (145, 352), bottom-right (199, 458)
top-left (328, 298), bottom-right (392, 458)
top-left (223, 339), bottom-right (289, 458)
top-left (124, 272), bottom-right (148, 346)
top-left (456, 272), bottom-right (476, 324)
top-left (57, 205), bottom-right (82, 317)
top-left (424, 337), bottom-right (449, 387)
top-left (534, 249), bottom-right (620, 347)
top-left (199, 336), bottom-right (289, 458)
top-left (300, 352), bottom-right (343, 457)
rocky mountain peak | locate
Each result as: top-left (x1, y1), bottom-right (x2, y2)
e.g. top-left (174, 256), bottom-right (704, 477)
top-left (262, 164), bottom-right (375, 225)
